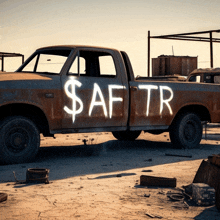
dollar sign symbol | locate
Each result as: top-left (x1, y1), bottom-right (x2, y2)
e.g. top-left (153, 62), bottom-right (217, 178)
top-left (64, 78), bottom-right (83, 123)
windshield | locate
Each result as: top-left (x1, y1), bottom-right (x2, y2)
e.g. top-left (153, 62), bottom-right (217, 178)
top-left (17, 49), bottom-right (72, 75)
top-left (188, 75), bottom-right (201, 82)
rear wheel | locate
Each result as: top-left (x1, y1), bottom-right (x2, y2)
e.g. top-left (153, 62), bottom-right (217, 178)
top-left (112, 130), bottom-right (141, 141)
top-left (0, 116), bottom-right (40, 164)
top-left (169, 112), bottom-right (202, 149)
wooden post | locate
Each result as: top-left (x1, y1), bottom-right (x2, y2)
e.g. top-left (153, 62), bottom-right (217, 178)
top-left (210, 32), bottom-right (213, 68)
top-left (147, 31), bottom-right (150, 77)
top-left (1, 56), bottom-right (4, 71)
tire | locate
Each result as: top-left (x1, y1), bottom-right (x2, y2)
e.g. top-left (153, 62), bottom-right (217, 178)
top-left (112, 130), bottom-right (141, 141)
top-left (169, 112), bottom-right (202, 149)
top-left (0, 116), bottom-right (40, 164)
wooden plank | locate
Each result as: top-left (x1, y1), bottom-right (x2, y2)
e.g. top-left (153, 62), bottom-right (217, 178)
top-left (212, 155), bottom-right (220, 167)
top-left (193, 160), bottom-right (220, 190)
top-left (140, 175), bottom-right (176, 187)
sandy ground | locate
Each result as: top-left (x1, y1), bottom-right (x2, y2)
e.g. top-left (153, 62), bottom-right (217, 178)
top-left (1, 125), bottom-right (220, 220)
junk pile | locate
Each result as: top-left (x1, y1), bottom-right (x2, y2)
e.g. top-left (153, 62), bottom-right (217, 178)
top-left (193, 154), bottom-right (220, 210)
top-left (140, 154), bottom-right (220, 211)
top-left (0, 168), bottom-right (50, 204)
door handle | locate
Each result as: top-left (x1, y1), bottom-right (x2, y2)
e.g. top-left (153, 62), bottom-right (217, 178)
top-left (45, 93), bottom-right (54, 98)
top-left (130, 86), bottom-right (138, 91)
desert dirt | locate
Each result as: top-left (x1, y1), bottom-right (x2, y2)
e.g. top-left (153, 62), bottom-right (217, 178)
top-left (1, 126), bottom-right (220, 220)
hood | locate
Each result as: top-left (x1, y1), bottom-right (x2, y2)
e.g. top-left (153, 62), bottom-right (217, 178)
top-left (0, 72), bottom-right (52, 81)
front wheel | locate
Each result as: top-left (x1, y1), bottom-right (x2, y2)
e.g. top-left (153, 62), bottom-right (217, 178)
top-left (0, 116), bottom-right (40, 164)
top-left (112, 130), bottom-right (141, 141)
top-left (169, 113), bottom-right (202, 149)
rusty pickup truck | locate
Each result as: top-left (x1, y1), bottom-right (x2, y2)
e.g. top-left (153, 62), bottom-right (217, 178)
top-left (0, 45), bottom-right (217, 164)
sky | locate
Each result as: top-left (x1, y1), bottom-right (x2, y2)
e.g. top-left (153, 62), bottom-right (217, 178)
top-left (1, 0), bottom-right (220, 75)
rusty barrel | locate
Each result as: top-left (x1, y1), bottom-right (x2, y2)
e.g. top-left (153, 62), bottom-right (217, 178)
top-left (26, 168), bottom-right (50, 184)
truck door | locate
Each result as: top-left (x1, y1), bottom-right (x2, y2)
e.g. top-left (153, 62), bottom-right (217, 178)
top-left (120, 51), bottom-right (174, 130)
top-left (129, 79), bottom-right (174, 129)
top-left (61, 48), bottom-right (128, 131)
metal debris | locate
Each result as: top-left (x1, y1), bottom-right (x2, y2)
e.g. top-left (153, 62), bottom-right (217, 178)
top-left (165, 153), bottom-right (192, 158)
top-left (13, 171), bottom-right (26, 184)
top-left (0, 193), bottom-right (8, 203)
top-left (167, 191), bottom-right (184, 201)
top-left (13, 168), bottom-right (50, 184)
top-left (145, 213), bottom-right (163, 219)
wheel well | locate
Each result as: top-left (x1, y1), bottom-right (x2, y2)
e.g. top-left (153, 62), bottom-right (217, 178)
top-left (171, 105), bottom-right (211, 126)
top-left (0, 104), bottom-right (50, 136)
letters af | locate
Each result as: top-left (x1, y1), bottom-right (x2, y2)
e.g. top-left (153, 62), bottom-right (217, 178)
top-left (64, 78), bottom-right (125, 123)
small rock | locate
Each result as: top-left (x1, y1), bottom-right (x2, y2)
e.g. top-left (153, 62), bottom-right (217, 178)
top-left (144, 159), bottom-right (152, 162)
top-left (142, 169), bottom-right (153, 172)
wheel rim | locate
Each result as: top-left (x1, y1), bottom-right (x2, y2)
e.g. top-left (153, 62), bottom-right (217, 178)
top-left (183, 120), bottom-right (196, 142)
top-left (5, 127), bottom-right (30, 153)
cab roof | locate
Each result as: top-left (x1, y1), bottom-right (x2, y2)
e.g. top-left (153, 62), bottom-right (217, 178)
top-left (36, 45), bottom-right (118, 52)
top-left (190, 68), bottom-right (220, 75)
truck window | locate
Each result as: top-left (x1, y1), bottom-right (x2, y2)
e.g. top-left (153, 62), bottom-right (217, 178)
top-left (99, 56), bottom-right (116, 76)
top-left (69, 56), bottom-right (86, 75)
top-left (196, 75), bottom-right (201, 82)
top-left (188, 75), bottom-right (201, 82)
top-left (203, 74), bottom-right (215, 83)
top-left (68, 51), bottom-right (116, 77)
top-left (36, 54), bottom-right (68, 74)
top-left (19, 49), bottom-right (71, 74)
top-left (22, 55), bottom-right (38, 72)
top-left (214, 75), bottom-right (220, 84)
